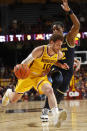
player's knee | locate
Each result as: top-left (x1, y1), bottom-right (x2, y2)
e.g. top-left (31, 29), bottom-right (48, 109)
top-left (49, 87), bottom-right (53, 94)
top-left (46, 87), bottom-right (53, 96)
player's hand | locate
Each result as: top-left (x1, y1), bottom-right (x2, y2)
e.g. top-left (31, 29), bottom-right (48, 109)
top-left (61, 0), bottom-right (70, 12)
top-left (74, 59), bottom-right (81, 72)
top-left (61, 63), bottom-right (69, 70)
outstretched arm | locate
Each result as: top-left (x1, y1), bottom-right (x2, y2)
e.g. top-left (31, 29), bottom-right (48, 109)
top-left (55, 62), bottom-right (69, 70)
top-left (61, 0), bottom-right (80, 46)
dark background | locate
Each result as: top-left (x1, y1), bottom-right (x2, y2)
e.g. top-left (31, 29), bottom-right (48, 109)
top-left (0, 0), bottom-right (87, 67)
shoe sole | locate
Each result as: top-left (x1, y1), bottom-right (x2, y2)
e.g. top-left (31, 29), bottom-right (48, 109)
top-left (41, 119), bottom-right (48, 122)
top-left (40, 115), bottom-right (49, 122)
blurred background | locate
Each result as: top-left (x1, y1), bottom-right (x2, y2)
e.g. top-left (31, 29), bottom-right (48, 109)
top-left (0, 0), bottom-right (87, 102)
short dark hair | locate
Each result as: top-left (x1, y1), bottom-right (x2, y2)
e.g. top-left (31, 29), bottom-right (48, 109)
top-left (49, 33), bottom-right (64, 43)
top-left (51, 21), bottom-right (64, 29)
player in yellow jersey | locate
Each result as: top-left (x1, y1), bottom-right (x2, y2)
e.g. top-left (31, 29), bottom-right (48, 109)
top-left (2, 33), bottom-right (69, 126)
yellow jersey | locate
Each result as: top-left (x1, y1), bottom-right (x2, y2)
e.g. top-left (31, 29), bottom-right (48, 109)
top-left (29, 45), bottom-right (58, 77)
top-left (15, 45), bottom-right (59, 94)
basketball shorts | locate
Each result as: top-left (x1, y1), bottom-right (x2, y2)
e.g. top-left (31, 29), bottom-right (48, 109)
top-left (15, 75), bottom-right (52, 95)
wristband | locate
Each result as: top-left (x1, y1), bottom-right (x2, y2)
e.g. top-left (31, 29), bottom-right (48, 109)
top-left (67, 9), bottom-right (73, 15)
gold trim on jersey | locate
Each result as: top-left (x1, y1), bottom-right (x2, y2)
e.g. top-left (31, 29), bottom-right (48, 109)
top-left (61, 48), bottom-right (68, 51)
top-left (37, 46), bottom-right (44, 58)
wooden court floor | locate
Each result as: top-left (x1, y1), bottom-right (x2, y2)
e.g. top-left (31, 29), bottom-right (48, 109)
top-left (0, 99), bottom-right (87, 131)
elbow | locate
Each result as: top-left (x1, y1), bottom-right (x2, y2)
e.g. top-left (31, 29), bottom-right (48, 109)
top-left (78, 21), bottom-right (80, 29)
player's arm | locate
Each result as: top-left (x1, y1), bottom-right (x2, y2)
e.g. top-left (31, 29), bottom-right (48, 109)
top-left (21, 46), bottom-right (44, 65)
top-left (55, 50), bottom-right (69, 70)
top-left (61, 0), bottom-right (80, 46)
top-left (55, 62), bottom-right (69, 70)
top-left (74, 58), bottom-right (81, 71)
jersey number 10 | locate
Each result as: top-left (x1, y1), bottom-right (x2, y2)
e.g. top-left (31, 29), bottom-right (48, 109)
top-left (43, 64), bottom-right (51, 70)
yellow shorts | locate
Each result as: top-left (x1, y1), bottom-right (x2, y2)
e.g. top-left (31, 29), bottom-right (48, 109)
top-left (15, 75), bottom-right (52, 95)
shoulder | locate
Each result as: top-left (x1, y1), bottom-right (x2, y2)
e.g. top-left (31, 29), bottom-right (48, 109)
top-left (63, 35), bottom-right (75, 48)
top-left (58, 50), bottom-right (63, 60)
top-left (32, 45), bottom-right (44, 58)
top-left (33, 45), bottom-right (44, 52)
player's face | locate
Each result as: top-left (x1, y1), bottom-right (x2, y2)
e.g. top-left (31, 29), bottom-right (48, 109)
top-left (53, 25), bottom-right (64, 35)
top-left (52, 40), bottom-right (62, 53)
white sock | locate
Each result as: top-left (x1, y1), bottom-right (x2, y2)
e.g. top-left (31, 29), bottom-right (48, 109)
top-left (51, 107), bottom-right (59, 125)
top-left (51, 107), bottom-right (59, 115)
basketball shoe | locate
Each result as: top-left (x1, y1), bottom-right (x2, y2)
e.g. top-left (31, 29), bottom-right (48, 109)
top-left (2, 89), bottom-right (12, 106)
top-left (40, 108), bottom-right (49, 122)
top-left (53, 109), bottom-right (67, 127)
top-left (40, 108), bottom-right (67, 127)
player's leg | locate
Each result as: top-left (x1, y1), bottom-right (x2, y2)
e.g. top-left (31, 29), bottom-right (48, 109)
top-left (52, 71), bottom-right (72, 121)
top-left (40, 72), bottom-right (67, 127)
top-left (51, 71), bottom-right (73, 124)
top-left (2, 89), bottom-right (23, 106)
top-left (39, 81), bottom-right (57, 109)
top-left (39, 82), bottom-right (59, 125)
top-left (2, 77), bottom-right (33, 106)
top-left (55, 70), bottom-right (73, 105)
top-left (38, 80), bottom-right (65, 127)
top-left (40, 90), bottom-right (65, 121)
top-left (40, 70), bottom-right (63, 120)
top-left (44, 97), bottom-right (50, 109)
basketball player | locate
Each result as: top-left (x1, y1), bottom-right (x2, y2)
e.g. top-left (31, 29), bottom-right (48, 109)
top-left (40, 0), bottom-right (80, 122)
top-left (2, 33), bottom-right (69, 126)
top-left (74, 58), bottom-right (81, 72)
